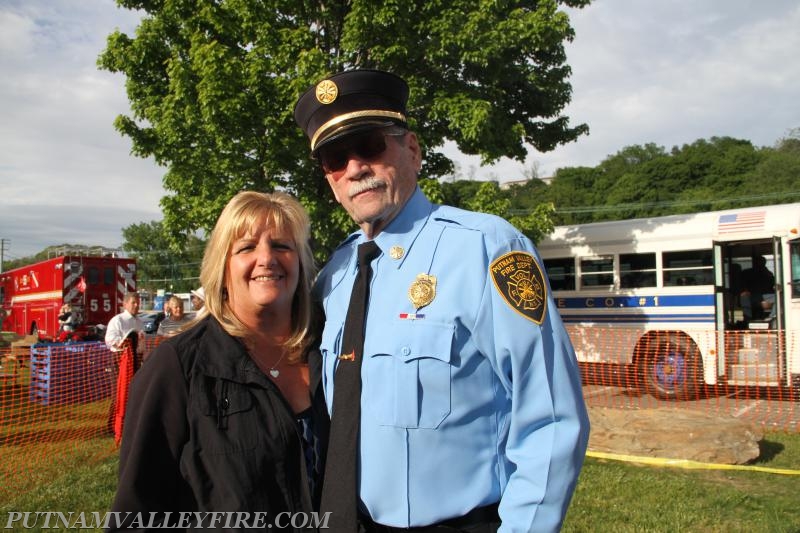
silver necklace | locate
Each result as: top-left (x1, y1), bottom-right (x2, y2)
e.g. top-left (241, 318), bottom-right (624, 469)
top-left (268, 350), bottom-right (287, 378)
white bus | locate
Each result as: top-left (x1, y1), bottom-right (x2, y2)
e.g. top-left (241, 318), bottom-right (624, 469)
top-left (538, 202), bottom-right (800, 400)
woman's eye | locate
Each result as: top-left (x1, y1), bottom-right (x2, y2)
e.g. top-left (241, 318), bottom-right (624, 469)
top-left (271, 241), bottom-right (294, 251)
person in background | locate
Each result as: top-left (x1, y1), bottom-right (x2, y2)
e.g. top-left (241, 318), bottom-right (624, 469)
top-left (156, 295), bottom-right (192, 337)
top-left (104, 292), bottom-right (145, 434)
top-left (740, 254), bottom-right (776, 322)
top-left (105, 292), bottom-right (144, 356)
top-left (294, 69), bottom-right (590, 533)
top-left (108, 191), bottom-right (324, 531)
top-left (190, 287), bottom-right (206, 315)
top-left (58, 303), bottom-right (77, 339)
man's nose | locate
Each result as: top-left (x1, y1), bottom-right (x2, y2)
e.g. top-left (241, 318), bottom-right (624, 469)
top-left (341, 155), bottom-right (370, 179)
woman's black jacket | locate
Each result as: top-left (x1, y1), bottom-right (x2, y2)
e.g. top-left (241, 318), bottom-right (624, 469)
top-left (108, 316), bottom-right (327, 531)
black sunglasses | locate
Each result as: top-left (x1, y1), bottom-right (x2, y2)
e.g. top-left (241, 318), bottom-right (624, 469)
top-left (317, 128), bottom-right (405, 176)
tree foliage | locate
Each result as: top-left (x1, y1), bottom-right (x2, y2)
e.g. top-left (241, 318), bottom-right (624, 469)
top-left (98, 0), bottom-right (590, 258)
top-left (121, 221), bottom-right (205, 293)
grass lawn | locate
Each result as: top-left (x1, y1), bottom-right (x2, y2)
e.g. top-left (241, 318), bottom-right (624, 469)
top-left (564, 431), bottom-right (800, 532)
top-left (0, 433), bottom-right (798, 532)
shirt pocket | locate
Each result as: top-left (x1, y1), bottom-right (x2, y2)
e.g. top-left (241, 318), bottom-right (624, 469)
top-left (364, 320), bottom-right (453, 429)
top-left (193, 377), bottom-right (258, 455)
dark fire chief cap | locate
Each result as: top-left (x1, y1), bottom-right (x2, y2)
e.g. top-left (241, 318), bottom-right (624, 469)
top-left (294, 69), bottom-right (409, 153)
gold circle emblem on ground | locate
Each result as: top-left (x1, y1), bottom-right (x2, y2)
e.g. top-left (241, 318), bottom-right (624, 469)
top-left (316, 80), bottom-right (338, 104)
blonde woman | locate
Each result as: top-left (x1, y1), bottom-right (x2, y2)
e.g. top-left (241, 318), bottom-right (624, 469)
top-left (110, 191), bottom-right (324, 530)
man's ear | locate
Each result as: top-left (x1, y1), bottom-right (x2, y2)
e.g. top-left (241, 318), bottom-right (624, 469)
top-left (406, 132), bottom-right (422, 172)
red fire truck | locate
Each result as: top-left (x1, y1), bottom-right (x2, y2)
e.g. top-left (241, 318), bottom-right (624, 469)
top-left (0, 255), bottom-right (137, 341)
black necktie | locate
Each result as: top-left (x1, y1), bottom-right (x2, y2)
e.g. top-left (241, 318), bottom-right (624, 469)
top-left (320, 240), bottom-right (381, 533)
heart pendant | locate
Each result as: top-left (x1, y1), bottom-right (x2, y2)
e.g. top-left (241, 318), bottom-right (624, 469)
top-left (269, 369), bottom-right (280, 378)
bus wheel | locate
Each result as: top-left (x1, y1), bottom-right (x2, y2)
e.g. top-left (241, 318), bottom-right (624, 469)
top-left (643, 334), bottom-right (701, 401)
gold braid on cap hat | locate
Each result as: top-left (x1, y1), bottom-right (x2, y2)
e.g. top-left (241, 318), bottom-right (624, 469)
top-left (311, 110), bottom-right (407, 151)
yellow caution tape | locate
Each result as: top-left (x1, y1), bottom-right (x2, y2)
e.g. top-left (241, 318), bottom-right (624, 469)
top-left (586, 450), bottom-right (800, 476)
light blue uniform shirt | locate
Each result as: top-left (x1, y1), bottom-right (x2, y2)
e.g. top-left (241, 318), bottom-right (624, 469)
top-left (315, 187), bottom-right (590, 533)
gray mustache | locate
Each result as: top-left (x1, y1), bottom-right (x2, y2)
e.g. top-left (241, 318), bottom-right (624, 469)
top-left (348, 177), bottom-right (387, 198)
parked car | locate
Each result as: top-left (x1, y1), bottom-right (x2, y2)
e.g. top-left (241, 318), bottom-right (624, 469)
top-left (138, 311), bottom-right (165, 335)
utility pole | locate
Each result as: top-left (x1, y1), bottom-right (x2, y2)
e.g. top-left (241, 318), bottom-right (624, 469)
top-left (0, 238), bottom-right (8, 273)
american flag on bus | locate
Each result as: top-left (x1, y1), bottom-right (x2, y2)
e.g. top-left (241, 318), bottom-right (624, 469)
top-left (717, 210), bottom-right (766, 233)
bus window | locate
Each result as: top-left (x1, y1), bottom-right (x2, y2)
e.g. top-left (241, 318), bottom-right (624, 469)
top-left (544, 258), bottom-right (576, 291)
top-left (620, 253), bottom-right (657, 288)
top-left (580, 257), bottom-right (614, 288)
top-left (663, 249), bottom-right (713, 286)
top-left (104, 267), bottom-right (114, 285)
top-left (790, 239), bottom-right (800, 298)
top-left (87, 267), bottom-right (100, 285)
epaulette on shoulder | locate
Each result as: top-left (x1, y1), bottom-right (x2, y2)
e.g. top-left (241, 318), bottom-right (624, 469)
top-left (432, 204), bottom-right (522, 241)
top-left (430, 204), bottom-right (471, 227)
top-left (431, 204), bottom-right (502, 230)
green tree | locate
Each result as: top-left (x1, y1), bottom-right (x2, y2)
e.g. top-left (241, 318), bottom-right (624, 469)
top-left (98, 0), bottom-right (590, 259)
top-left (121, 221), bottom-right (205, 293)
top-left (462, 180), bottom-right (553, 242)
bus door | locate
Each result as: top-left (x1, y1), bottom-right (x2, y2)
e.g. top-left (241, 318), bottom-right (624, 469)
top-left (788, 238), bottom-right (800, 388)
top-left (771, 235), bottom-right (786, 383)
top-left (713, 242), bottom-right (727, 378)
top-left (771, 235), bottom-right (784, 332)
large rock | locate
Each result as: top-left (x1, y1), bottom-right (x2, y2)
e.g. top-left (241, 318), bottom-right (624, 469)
top-left (587, 407), bottom-right (763, 464)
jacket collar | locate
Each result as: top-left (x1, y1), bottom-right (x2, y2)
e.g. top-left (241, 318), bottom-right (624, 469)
top-left (191, 316), bottom-right (272, 387)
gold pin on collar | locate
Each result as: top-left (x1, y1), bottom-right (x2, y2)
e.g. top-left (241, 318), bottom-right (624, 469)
top-left (389, 246), bottom-right (405, 260)
top-left (408, 273), bottom-right (436, 309)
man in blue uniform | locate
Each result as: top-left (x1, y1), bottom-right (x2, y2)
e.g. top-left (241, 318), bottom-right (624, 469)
top-left (295, 69), bottom-right (589, 533)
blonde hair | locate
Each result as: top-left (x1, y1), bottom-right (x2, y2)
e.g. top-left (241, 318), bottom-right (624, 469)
top-left (200, 191), bottom-right (316, 362)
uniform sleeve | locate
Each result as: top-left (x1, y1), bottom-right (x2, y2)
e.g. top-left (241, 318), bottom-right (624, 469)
top-left (107, 343), bottom-right (191, 531)
top-left (474, 235), bottom-right (590, 533)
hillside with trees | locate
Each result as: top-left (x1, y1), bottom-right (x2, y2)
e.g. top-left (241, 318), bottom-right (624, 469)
top-left (445, 131), bottom-right (800, 239)
top-left (537, 133), bottom-right (800, 225)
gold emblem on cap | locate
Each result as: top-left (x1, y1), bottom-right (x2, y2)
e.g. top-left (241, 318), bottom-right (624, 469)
top-left (316, 80), bottom-right (338, 104)
top-left (389, 246), bottom-right (405, 260)
top-left (408, 273), bottom-right (436, 310)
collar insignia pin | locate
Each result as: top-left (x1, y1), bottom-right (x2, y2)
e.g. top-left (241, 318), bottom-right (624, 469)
top-left (389, 246), bottom-right (404, 260)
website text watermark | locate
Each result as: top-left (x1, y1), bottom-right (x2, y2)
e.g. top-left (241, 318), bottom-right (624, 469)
top-left (4, 511), bottom-right (331, 529)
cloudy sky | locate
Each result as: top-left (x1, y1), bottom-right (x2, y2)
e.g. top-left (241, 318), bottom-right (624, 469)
top-left (1, 1), bottom-right (798, 260)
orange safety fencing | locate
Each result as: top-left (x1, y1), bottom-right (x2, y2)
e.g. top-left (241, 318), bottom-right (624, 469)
top-left (573, 326), bottom-right (799, 431)
top-left (0, 336), bottom-right (165, 502)
top-left (0, 328), bottom-right (798, 502)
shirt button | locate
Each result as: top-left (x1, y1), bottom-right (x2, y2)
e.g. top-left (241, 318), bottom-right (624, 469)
top-left (401, 346), bottom-right (411, 356)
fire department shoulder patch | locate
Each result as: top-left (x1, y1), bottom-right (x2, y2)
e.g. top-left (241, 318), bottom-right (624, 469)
top-left (489, 251), bottom-right (547, 324)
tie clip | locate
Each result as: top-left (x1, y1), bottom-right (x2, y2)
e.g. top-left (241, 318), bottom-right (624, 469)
top-left (338, 350), bottom-right (356, 361)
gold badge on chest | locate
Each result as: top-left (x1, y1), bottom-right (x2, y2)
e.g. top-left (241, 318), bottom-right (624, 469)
top-left (408, 273), bottom-right (437, 310)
